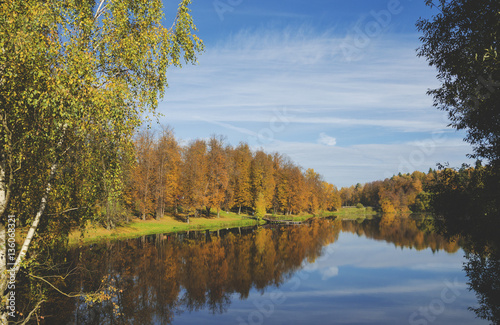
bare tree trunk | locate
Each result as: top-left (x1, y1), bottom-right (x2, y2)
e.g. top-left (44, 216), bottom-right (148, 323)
top-left (142, 190), bottom-right (147, 221)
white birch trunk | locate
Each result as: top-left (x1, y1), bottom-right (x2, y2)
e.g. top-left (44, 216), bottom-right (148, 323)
top-left (12, 163), bottom-right (57, 275)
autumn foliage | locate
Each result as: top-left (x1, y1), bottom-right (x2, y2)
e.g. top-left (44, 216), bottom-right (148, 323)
top-left (340, 170), bottom-right (437, 213)
top-left (339, 164), bottom-right (498, 216)
top-left (28, 217), bottom-right (461, 324)
top-left (127, 129), bottom-right (341, 219)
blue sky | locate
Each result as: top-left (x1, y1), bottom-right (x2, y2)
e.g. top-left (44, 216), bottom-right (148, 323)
top-left (157, 0), bottom-right (474, 187)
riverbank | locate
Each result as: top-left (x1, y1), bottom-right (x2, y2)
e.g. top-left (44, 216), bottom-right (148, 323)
top-left (69, 212), bottom-right (265, 246)
top-left (333, 206), bottom-right (379, 219)
top-left (68, 208), bottom-right (378, 246)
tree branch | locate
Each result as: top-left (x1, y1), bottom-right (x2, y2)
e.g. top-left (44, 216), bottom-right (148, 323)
top-left (47, 206), bottom-right (90, 216)
top-left (94, 0), bottom-right (107, 20)
top-left (12, 162), bottom-right (57, 274)
top-left (15, 299), bottom-right (45, 325)
top-left (24, 272), bottom-right (83, 298)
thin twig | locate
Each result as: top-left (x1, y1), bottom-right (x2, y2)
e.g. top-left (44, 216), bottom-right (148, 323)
top-left (94, 0), bottom-right (106, 20)
top-left (15, 299), bottom-right (45, 325)
top-left (47, 206), bottom-right (90, 216)
top-left (25, 272), bottom-right (82, 298)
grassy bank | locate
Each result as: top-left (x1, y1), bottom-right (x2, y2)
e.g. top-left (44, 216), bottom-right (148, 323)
top-left (265, 211), bottom-right (338, 222)
top-left (69, 212), bottom-right (264, 246)
top-left (67, 208), bottom-right (377, 246)
top-left (332, 206), bottom-right (379, 219)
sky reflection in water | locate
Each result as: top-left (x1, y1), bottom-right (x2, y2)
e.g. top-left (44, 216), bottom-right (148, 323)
top-left (171, 219), bottom-right (485, 325)
top-left (35, 217), bottom-right (492, 325)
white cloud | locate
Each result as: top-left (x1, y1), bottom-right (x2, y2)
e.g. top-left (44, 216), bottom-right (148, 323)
top-left (158, 27), bottom-right (473, 186)
top-left (321, 266), bottom-right (339, 280)
top-left (283, 281), bottom-right (468, 298)
top-left (161, 28), bottom-right (441, 129)
top-left (297, 232), bottom-right (466, 283)
top-left (318, 132), bottom-right (337, 146)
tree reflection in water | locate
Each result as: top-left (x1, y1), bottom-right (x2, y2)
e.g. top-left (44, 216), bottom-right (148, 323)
top-left (433, 210), bottom-right (500, 324)
top-left (17, 216), bottom-right (499, 324)
top-left (31, 220), bottom-right (341, 324)
top-left (464, 251), bottom-right (500, 323)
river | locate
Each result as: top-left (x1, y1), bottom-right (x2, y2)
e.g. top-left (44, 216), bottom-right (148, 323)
top-left (21, 216), bottom-right (498, 324)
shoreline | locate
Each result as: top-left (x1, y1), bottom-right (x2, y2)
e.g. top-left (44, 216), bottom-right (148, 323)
top-left (68, 213), bottom-right (266, 246)
top-left (68, 208), bottom-right (380, 246)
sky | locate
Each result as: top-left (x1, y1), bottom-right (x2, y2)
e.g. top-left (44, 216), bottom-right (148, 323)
top-left (156, 0), bottom-right (474, 188)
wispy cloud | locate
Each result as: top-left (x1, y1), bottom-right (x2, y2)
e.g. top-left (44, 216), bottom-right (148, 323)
top-left (162, 27), bottom-right (440, 121)
top-left (259, 137), bottom-right (472, 187)
top-left (158, 26), bottom-right (471, 186)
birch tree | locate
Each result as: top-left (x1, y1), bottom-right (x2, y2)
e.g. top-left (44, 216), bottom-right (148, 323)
top-left (0, 0), bottom-right (202, 321)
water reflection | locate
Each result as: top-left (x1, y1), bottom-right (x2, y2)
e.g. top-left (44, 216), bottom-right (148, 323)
top-left (37, 220), bottom-right (340, 324)
top-left (342, 214), bottom-right (461, 253)
top-left (434, 212), bottom-right (500, 324)
top-left (21, 216), bottom-right (499, 324)
top-left (465, 251), bottom-right (500, 323)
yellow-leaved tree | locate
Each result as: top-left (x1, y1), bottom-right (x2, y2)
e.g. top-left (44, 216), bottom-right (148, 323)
top-left (0, 0), bottom-right (203, 322)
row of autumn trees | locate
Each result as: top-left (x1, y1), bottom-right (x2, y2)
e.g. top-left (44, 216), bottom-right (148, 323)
top-left (340, 170), bottom-right (436, 214)
top-left (125, 125), bottom-right (495, 222)
top-left (339, 161), bottom-right (497, 216)
top-left (119, 127), bottom-right (341, 225)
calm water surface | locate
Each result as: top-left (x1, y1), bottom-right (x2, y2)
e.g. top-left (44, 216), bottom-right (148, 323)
top-left (37, 216), bottom-right (494, 324)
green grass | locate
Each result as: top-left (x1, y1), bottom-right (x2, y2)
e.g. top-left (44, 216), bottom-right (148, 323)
top-left (265, 210), bottom-right (338, 222)
top-left (68, 208), bottom-right (379, 246)
top-left (332, 207), bottom-right (379, 219)
top-left (69, 212), bottom-right (265, 246)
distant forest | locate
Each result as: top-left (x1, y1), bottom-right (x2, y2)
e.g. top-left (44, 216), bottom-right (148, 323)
top-left (115, 127), bottom-right (342, 228)
top-left (342, 162), bottom-right (496, 217)
top-left (112, 128), bottom-right (493, 228)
